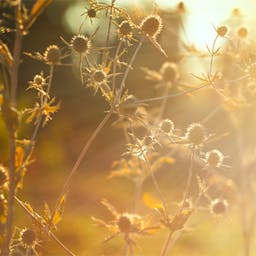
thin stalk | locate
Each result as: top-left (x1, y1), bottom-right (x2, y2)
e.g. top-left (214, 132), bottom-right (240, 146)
top-left (3, 133), bottom-right (16, 256)
top-left (112, 40), bottom-right (122, 91)
top-left (116, 38), bottom-right (143, 103)
top-left (181, 151), bottom-right (194, 209)
top-left (160, 230), bottom-right (174, 256)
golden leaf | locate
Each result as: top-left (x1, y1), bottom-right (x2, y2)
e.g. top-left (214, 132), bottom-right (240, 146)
top-left (15, 146), bottom-right (24, 170)
top-left (143, 193), bottom-right (163, 209)
top-left (52, 194), bottom-right (66, 226)
top-left (24, 0), bottom-right (53, 31)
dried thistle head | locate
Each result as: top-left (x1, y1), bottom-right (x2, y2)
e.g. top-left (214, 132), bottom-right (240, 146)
top-left (20, 228), bottom-right (37, 248)
top-left (160, 119), bottom-right (174, 134)
top-left (118, 214), bottom-right (132, 233)
top-left (206, 149), bottom-right (224, 168)
top-left (210, 198), bottom-right (228, 215)
top-left (92, 69), bottom-right (107, 84)
top-left (71, 35), bottom-right (91, 54)
top-left (118, 20), bottom-right (133, 38)
top-left (140, 15), bottom-right (163, 38)
top-left (33, 74), bottom-right (45, 86)
top-left (237, 26), bottom-right (248, 38)
top-left (0, 165), bottom-right (8, 187)
top-left (160, 62), bottom-right (179, 83)
top-left (185, 123), bottom-right (206, 147)
top-left (216, 25), bottom-right (228, 37)
top-left (44, 45), bottom-right (61, 64)
top-left (87, 7), bottom-right (97, 18)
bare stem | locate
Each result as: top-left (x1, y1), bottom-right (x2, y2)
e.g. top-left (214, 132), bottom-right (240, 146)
top-left (160, 230), bottom-right (174, 256)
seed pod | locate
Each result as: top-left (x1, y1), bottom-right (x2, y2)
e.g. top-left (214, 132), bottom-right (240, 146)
top-left (119, 20), bottom-right (133, 37)
top-left (160, 119), bottom-right (174, 133)
top-left (211, 199), bottom-right (228, 215)
top-left (71, 35), bottom-right (91, 54)
top-left (206, 149), bottom-right (224, 167)
top-left (87, 8), bottom-right (97, 18)
top-left (21, 228), bottom-right (37, 247)
top-left (185, 123), bottom-right (206, 146)
top-left (216, 25), bottom-right (228, 37)
top-left (44, 45), bottom-right (61, 64)
top-left (33, 74), bottom-right (45, 86)
top-left (118, 215), bottom-right (132, 233)
top-left (93, 69), bottom-right (107, 83)
top-left (140, 15), bottom-right (162, 37)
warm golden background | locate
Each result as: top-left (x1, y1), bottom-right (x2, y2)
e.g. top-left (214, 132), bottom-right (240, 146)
top-left (1, 0), bottom-right (256, 255)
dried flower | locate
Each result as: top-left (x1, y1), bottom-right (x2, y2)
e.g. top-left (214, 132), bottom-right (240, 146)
top-left (33, 74), bottom-right (45, 86)
top-left (160, 119), bottom-right (174, 133)
top-left (140, 15), bottom-right (162, 38)
top-left (216, 25), bottom-right (228, 37)
top-left (185, 123), bottom-right (206, 147)
top-left (44, 45), bottom-right (61, 64)
top-left (20, 228), bottom-right (37, 247)
top-left (206, 149), bottom-right (224, 168)
top-left (210, 198), bottom-right (228, 215)
top-left (71, 35), bottom-right (91, 54)
top-left (118, 20), bottom-right (133, 37)
top-left (160, 62), bottom-right (179, 83)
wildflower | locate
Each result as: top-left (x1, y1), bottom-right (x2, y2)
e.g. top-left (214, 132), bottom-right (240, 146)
top-left (160, 119), bottom-right (174, 134)
top-left (92, 199), bottom-right (158, 248)
top-left (140, 15), bottom-right (162, 38)
top-left (44, 45), bottom-right (61, 64)
top-left (210, 198), bottom-right (228, 215)
top-left (216, 25), bottom-right (228, 37)
top-left (71, 35), bottom-right (91, 54)
top-left (185, 123), bottom-right (206, 147)
top-left (205, 149), bottom-right (224, 168)
top-left (20, 228), bottom-right (37, 248)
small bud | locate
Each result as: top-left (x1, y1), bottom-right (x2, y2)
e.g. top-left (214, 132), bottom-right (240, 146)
top-left (160, 62), bottom-right (179, 83)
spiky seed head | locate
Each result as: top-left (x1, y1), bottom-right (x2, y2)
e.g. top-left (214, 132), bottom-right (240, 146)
top-left (237, 27), bottom-right (248, 38)
top-left (119, 20), bottom-right (133, 36)
top-left (44, 45), bottom-right (61, 64)
top-left (140, 15), bottom-right (162, 37)
top-left (211, 199), bottom-right (228, 215)
top-left (71, 35), bottom-right (91, 54)
top-left (87, 8), bottom-right (97, 18)
top-left (0, 166), bottom-right (7, 187)
top-left (206, 149), bottom-right (224, 167)
top-left (21, 228), bottom-right (36, 247)
top-left (33, 74), bottom-right (45, 86)
top-left (93, 69), bottom-right (107, 83)
top-left (216, 25), bottom-right (228, 37)
top-left (160, 119), bottom-right (174, 133)
top-left (160, 62), bottom-right (179, 83)
top-left (186, 123), bottom-right (206, 146)
top-left (118, 215), bottom-right (132, 233)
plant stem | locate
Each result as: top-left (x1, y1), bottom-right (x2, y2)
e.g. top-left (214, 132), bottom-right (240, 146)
top-left (160, 230), bottom-right (174, 256)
